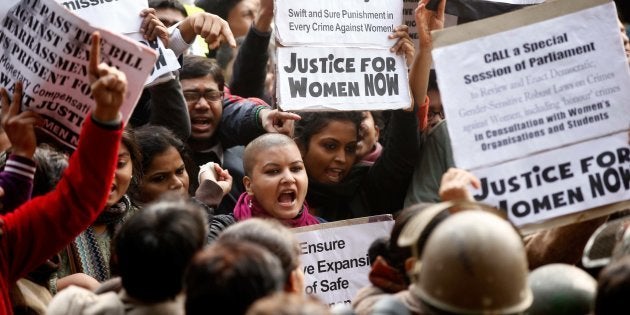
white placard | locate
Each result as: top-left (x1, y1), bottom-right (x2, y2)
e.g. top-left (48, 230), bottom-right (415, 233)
top-left (432, 0), bottom-right (630, 170)
top-left (277, 46), bottom-right (411, 111)
top-left (57, 0), bottom-right (180, 86)
top-left (55, 0), bottom-right (146, 34)
top-left (0, 0), bottom-right (157, 150)
top-left (274, 0), bottom-right (402, 48)
top-left (293, 216), bottom-right (394, 306)
top-left (472, 131), bottom-right (630, 227)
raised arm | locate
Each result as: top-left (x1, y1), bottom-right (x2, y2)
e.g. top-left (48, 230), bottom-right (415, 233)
top-left (1, 32), bottom-right (125, 282)
top-left (229, 0), bottom-right (273, 100)
top-left (408, 0), bottom-right (445, 111)
top-left (0, 82), bottom-right (39, 213)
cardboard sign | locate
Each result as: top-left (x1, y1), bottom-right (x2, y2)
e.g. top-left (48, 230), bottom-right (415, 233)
top-left (276, 46), bottom-right (411, 111)
top-left (275, 0), bottom-right (402, 48)
top-left (0, 0), bottom-right (157, 150)
top-left (292, 215), bottom-right (394, 306)
top-left (430, 0), bottom-right (630, 228)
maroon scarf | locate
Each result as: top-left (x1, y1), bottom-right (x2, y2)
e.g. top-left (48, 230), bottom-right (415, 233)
top-left (233, 193), bottom-right (320, 228)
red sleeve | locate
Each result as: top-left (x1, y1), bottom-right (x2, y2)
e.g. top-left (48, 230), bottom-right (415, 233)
top-left (416, 95), bottom-right (430, 132)
top-left (1, 117), bottom-right (122, 282)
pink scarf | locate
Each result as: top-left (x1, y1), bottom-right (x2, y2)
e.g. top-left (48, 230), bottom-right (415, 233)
top-left (233, 193), bottom-right (320, 228)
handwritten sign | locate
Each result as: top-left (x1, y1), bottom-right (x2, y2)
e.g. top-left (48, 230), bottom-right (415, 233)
top-left (292, 215), bottom-right (394, 306)
top-left (0, 0), bottom-right (157, 150)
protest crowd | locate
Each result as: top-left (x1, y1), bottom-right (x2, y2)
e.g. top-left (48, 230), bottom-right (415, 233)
top-left (0, 0), bottom-right (629, 314)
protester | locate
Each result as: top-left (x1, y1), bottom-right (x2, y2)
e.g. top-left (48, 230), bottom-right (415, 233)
top-left (179, 55), bottom-right (300, 213)
top-left (218, 218), bottom-right (305, 292)
top-left (128, 124), bottom-right (231, 210)
top-left (234, 134), bottom-right (321, 227)
top-left (185, 239), bottom-right (284, 315)
top-left (356, 111), bottom-right (384, 166)
top-left (595, 255), bottom-right (630, 315)
top-left (46, 197), bottom-right (208, 315)
top-left (53, 130), bottom-right (142, 292)
top-left (246, 292), bottom-right (332, 315)
top-left (292, 27), bottom-right (419, 221)
top-left (0, 32), bottom-right (125, 314)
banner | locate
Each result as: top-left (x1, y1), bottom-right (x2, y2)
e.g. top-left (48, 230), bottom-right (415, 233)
top-left (56, 0), bottom-right (180, 86)
top-left (431, 0), bottom-right (630, 227)
top-left (277, 47), bottom-right (411, 111)
top-left (292, 215), bottom-right (394, 306)
top-left (0, 0), bottom-right (157, 150)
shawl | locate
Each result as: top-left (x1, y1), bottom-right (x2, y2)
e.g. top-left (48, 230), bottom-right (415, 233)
top-left (66, 195), bottom-right (136, 282)
top-left (233, 193), bottom-right (319, 228)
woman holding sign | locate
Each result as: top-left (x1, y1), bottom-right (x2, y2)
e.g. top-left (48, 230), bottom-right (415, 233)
top-left (293, 28), bottom-right (421, 221)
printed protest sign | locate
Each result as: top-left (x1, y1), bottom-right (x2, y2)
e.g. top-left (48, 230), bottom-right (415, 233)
top-left (473, 131), bottom-right (629, 227)
top-left (0, 0), bottom-right (157, 150)
top-left (430, 0), bottom-right (630, 228)
top-left (56, 0), bottom-right (145, 34)
top-left (275, 0), bottom-right (401, 48)
top-left (293, 215), bottom-right (394, 306)
top-left (277, 47), bottom-right (411, 111)
top-left (56, 0), bottom-right (180, 86)
top-left (275, 0), bottom-right (412, 111)
top-left (432, 0), bottom-right (630, 170)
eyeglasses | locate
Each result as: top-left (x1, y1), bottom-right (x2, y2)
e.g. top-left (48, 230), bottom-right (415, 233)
top-left (183, 90), bottom-right (224, 103)
top-left (428, 108), bottom-right (445, 120)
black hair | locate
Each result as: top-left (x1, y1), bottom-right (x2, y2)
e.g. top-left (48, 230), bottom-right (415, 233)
top-left (180, 55), bottom-right (225, 92)
top-left (185, 240), bottom-right (284, 315)
top-left (293, 111), bottom-right (363, 154)
top-left (196, 0), bottom-right (241, 20)
top-left (128, 125), bottom-right (191, 202)
top-left (148, 0), bottom-right (188, 17)
top-left (218, 218), bottom-right (300, 285)
top-left (120, 128), bottom-right (142, 192)
top-left (113, 196), bottom-right (207, 302)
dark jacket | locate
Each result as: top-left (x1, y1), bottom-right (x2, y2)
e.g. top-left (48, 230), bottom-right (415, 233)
top-left (306, 110), bottom-right (419, 221)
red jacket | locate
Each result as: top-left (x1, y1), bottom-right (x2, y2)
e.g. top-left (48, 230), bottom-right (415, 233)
top-left (0, 117), bottom-right (122, 314)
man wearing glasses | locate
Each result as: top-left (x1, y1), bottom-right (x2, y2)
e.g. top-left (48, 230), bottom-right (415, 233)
top-left (180, 55), bottom-right (299, 214)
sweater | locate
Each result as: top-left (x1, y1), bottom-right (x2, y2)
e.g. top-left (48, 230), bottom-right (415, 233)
top-left (0, 154), bottom-right (36, 213)
top-left (0, 117), bottom-right (122, 314)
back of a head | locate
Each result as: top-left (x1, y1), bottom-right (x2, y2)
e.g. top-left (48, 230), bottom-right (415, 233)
top-left (113, 197), bottom-right (207, 302)
top-left (218, 218), bottom-right (300, 284)
top-left (528, 263), bottom-right (597, 315)
top-left (185, 240), bottom-right (284, 315)
top-left (246, 292), bottom-right (332, 315)
top-left (595, 256), bottom-right (630, 315)
top-left (416, 210), bottom-right (531, 314)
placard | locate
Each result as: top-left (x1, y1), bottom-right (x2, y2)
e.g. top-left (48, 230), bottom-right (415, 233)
top-left (0, 0), bottom-right (157, 150)
top-left (293, 215), bottom-right (394, 306)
